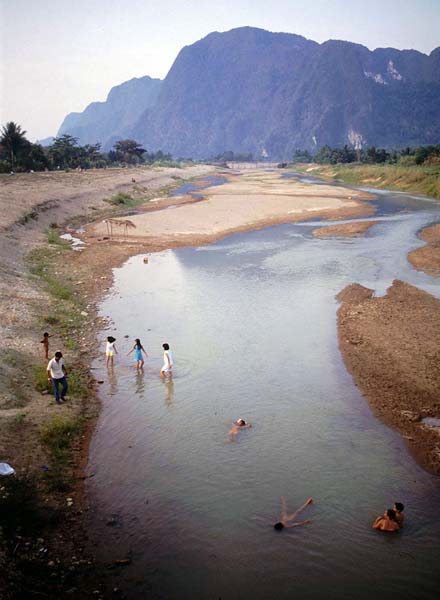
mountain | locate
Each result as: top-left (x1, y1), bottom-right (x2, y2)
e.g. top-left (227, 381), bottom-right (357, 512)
top-left (37, 136), bottom-right (55, 147)
top-left (57, 76), bottom-right (162, 149)
top-left (57, 27), bottom-right (440, 159)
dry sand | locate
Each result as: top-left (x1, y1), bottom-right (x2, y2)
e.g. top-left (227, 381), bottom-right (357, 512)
top-left (87, 169), bottom-right (374, 244)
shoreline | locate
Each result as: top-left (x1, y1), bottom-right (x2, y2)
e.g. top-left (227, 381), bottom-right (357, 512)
top-left (1, 165), bottom-right (439, 596)
top-left (407, 222), bottom-right (440, 277)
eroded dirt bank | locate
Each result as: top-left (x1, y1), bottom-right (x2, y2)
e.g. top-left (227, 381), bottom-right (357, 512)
top-left (337, 280), bottom-right (440, 474)
top-left (313, 220), bottom-right (379, 237)
top-left (408, 223), bottom-right (440, 277)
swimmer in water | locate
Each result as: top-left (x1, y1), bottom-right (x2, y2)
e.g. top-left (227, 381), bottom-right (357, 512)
top-left (393, 502), bottom-right (404, 525)
top-left (273, 496), bottom-right (313, 531)
top-left (228, 418), bottom-right (252, 441)
top-left (372, 509), bottom-right (400, 532)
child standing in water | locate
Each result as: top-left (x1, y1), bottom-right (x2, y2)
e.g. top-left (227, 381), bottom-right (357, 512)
top-left (160, 343), bottom-right (173, 377)
top-left (106, 336), bottom-right (118, 367)
top-left (127, 338), bottom-right (148, 369)
top-left (40, 332), bottom-right (54, 360)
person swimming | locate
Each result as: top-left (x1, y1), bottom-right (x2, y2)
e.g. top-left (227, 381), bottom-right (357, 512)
top-left (394, 502), bottom-right (404, 525)
top-left (372, 509), bottom-right (400, 532)
top-left (228, 418), bottom-right (252, 441)
top-left (273, 496), bottom-right (313, 531)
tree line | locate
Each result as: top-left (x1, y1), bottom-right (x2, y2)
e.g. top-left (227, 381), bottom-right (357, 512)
top-left (0, 122), bottom-right (175, 173)
top-left (292, 144), bottom-right (440, 166)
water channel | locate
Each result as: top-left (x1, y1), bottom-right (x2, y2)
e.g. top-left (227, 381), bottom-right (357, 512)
top-left (87, 175), bottom-right (440, 599)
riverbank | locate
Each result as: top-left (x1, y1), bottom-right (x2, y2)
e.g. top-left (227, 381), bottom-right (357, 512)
top-left (408, 223), bottom-right (440, 277)
top-left (337, 280), bottom-right (440, 474)
top-left (294, 162), bottom-right (440, 200)
top-left (0, 164), bottom-right (214, 599)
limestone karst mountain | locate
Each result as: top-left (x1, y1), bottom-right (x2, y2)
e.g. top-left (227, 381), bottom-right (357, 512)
top-left (58, 76), bottom-right (162, 149)
top-left (57, 27), bottom-right (440, 159)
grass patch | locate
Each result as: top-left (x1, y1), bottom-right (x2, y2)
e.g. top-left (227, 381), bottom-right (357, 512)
top-left (0, 349), bottom-right (31, 409)
top-left (47, 228), bottom-right (68, 246)
top-left (294, 163), bottom-right (440, 199)
top-left (40, 414), bottom-right (84, 491)
top-left (34, 363), bottom-right (51, 393)
top-left (67, 367), bottom-right (89, 398)
top-left (103, 191), bottom-right (134, 205)
top-left (27, 246), bottom-right (76, 302)
top-left (2, 348), bottom-right (22, 368)
top-left (13, 412), bottom-right (27, 424)
top-left (40, 414), bottom-right (81, 447)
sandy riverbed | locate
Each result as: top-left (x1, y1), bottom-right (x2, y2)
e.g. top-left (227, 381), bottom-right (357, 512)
top-left (87, 169), bottom-right (374, 244)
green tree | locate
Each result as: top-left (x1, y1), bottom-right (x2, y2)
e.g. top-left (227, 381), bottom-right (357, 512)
top-left (0, 122), bottom-right (28, 168)
top-left (49, 134), bottom-right (80, 169)
top-left (113, 139), bottom-right (146, 164)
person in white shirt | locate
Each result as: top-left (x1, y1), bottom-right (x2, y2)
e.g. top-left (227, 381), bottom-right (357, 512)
top-left (47, 351), bottom-right (68, 404)
top-left (106, 336), bottom-right (118, 367)
top-left (160, 343), bottom-right (173, 377)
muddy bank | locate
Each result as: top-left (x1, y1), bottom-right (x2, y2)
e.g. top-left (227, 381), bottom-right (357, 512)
top-left (313, 220), bottom-right (379, 237)
top-left (408, 223), bottom-right (440, 278)
top-left (337, 280), bottom-right (440, 474)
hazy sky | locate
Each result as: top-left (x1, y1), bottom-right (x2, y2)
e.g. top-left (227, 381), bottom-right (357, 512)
top-left (1, 0), bottom-right (439, 141)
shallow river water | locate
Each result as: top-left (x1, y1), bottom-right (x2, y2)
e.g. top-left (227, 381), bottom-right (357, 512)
top-left (87, 180), bottom-right (440, 599)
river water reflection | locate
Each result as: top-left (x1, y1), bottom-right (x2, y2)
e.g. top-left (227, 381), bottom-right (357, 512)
top-left (88, 187), bottom-right (440, 599)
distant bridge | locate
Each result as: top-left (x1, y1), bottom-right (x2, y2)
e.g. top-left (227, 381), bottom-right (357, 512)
top-left (226, 161), bottom-right (280, 169)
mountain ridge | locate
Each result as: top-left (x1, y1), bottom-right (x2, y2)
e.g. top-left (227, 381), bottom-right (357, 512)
top-left (57, 27), bottom-right (440, 159)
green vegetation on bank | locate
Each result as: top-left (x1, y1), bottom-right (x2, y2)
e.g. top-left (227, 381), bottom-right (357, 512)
top-left (40, 414), bottom-right (85, 491)
top-left (292, 144), bottom-right (440, 166)
top-left (0, 121), bottom-right (186, 173)
top-left (294, 162), bottom-right (440, 200)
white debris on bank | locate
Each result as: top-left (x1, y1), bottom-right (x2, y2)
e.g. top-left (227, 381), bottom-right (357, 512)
top-left (60, 233), bottom-right (86, 251)
top-left (0, 463), bottom-right (15, 476)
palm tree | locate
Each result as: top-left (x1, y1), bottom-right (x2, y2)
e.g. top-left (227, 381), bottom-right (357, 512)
top-left (0, 122), bottom-right (28, 168)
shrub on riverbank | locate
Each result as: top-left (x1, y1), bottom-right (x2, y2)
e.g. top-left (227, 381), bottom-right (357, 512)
top-left (295, 163), bottom-right (440, 199)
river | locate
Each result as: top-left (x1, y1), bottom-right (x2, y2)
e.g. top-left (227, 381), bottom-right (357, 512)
top-left (87, 176), bottom-right (440, 599)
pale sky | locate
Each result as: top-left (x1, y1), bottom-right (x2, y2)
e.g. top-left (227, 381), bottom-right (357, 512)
top-left (1, 0), bottom-right (439, 141)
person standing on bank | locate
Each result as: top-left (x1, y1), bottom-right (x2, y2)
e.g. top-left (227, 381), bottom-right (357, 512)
top-left (47, 351), bottom-right (68, 404)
